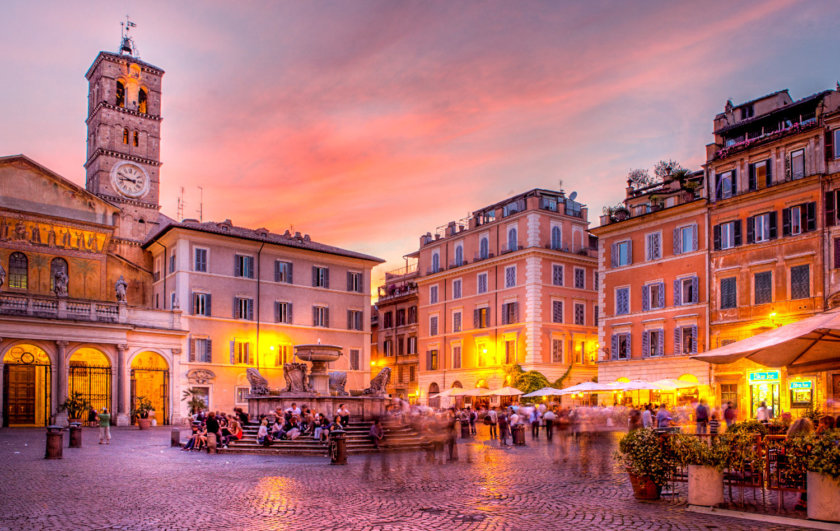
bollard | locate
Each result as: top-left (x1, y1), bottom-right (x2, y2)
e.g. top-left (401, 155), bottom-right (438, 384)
top-left (171, 428), bottom-right (181, 448)
top-left (329, 430), bottom-right (347, 465)
top-left (45, 426), bottom-right (63, 459)
top-left (68, 422), bottom-right (83, 448)
top-left (206, 432), bottom-right (217, 454)
top-left (460, 419), bottom-right (471, 439)
top-left (513, 424), bottom-right (526, 446)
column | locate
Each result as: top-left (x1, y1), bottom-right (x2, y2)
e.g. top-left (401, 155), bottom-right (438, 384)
top-left (54, 341), bottom-right (68, 423)
top-left (0, 337), bottom-right (4, 426)
top-left (116, 344), bottom-right (129, 426)
top-left (170, 348), bottom-right (181, 425)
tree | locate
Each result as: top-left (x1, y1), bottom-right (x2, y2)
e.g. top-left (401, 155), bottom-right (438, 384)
top-left (653, 159), bottom-right (685, 180)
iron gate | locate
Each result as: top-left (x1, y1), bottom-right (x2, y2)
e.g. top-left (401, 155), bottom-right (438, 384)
top-left (68, 365), bottom-right (111, 420)
top-left (130, 367), bottom-right (169, 425)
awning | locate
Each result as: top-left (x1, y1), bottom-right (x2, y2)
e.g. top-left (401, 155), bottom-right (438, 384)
top-left (558, 381), bottom-right (618, 395)
top-left (522, 387), bottom-right (564, 398)
top-left (692, 308), bottom-right (840, 371)
top-left (483, 386), bottom-right (524, 396)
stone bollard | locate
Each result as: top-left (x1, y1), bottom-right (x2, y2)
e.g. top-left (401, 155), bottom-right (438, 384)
top-left (460, 420), bottom-right (471, 439)
top-left (68, 423), bottom-right (83, 448)
top-left (171, 428), bottom-right (181, 448)
top-left (206, 432), bottom-right (217, 454)
top-left (512, 424), bottom-right (526, 446)
top-left (329, 430), bottom-right (347, 465)
top-left (45, 426), bottom-right (63, 459)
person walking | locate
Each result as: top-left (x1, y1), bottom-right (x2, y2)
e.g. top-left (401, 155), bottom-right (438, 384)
top-left (530, 408), bottom-right (540, 439)
top-left (641, 404), bottom-right (653, 428)
top-left (98, 407), bottom-right (111, 444)
top-left (756, 401), bottom-right (771, 424)
top-left (497, 411), bottom-right (510, 447)
top-left (656, 404), bottom-right (671, 428)
top-left (543, 407), bottom-right (556, 441)
top-left (723, 402), bottom-right (736, 428)
top-left (487, 406), bottom-right (498, 439)
top-left (695, 399), bottom-right (709, 435)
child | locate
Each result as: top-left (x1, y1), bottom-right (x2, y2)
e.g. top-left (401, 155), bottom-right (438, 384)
top-left (709, 412), bottom-right (720, 435)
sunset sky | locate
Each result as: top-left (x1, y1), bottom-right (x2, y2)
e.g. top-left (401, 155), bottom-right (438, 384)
top-left (2, 0), bottom-right (839, 286)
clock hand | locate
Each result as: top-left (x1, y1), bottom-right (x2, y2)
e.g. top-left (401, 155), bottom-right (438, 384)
top-left (119, 176), bottom-right (138, 183)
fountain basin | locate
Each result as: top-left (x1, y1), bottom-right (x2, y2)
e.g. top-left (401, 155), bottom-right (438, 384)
top-left (294, 344), bottom-right (343, 363)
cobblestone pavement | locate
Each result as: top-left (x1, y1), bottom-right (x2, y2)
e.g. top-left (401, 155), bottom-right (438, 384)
top-left (0, 426), bottom-right (800, 530)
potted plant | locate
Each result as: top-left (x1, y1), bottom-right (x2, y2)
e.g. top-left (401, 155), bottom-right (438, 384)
top-left (58, 391), bottom-right (90, 425)
top-left (614, 428), bottom-right (675, 500)
top-left (671, 433), bottom-right (729, 506)
top-left (806, 430), bottom-right (840, 523)
top-left (132, 396), bottom-right (154, 429)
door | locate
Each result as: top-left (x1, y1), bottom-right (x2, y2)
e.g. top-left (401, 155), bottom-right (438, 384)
top-left (6, 365), bottom-right (36, 424)
top-left (832, 374), bottom-right (840, 402)
top-left (750, 382), bottom-right (779, 418)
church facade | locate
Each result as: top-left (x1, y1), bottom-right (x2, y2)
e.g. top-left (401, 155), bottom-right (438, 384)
top-left (0, 43), bottom-right (186, 427)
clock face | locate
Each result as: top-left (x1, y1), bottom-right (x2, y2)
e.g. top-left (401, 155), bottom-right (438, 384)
top-left (111, 162), bottom-right (149, 198)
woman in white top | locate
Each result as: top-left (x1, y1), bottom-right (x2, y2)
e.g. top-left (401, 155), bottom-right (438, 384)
top-left (756, 401), bottom-right (771, 424)
top-left (257, 419), bottom-right (271, 446)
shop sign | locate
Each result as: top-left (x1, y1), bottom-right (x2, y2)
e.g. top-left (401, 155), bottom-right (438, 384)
top-left (790, 381), bottom-right (812, 390)
top-left (748, 370), bottom-right (780, 383)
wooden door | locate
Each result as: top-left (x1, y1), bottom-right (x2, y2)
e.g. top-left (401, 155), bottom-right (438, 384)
top-left (832, 374), bottom-right (840, 401)
top-left (7, 365), bottom-right (36, 424)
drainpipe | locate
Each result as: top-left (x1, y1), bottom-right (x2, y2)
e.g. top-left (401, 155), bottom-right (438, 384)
top-left (256, 241), bottom-right (265, 371)
top-left (154, 241), bottom-right (168, 309)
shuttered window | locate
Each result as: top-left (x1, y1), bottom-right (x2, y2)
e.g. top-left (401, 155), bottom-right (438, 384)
top-left (720, 277), bottom-right (737, 309)
top-left (478, 273), bottom-right (488, 294)
top-left (754, 272), bottom-right (772, 305)
top-left (791, 265), bottom-right (810, 300)
top-left (615, 287), bottom-right (629, 315)
top-left (275, 261), bottom-right (293, 283)
top-left (552, 300), bottom-right (563, 323)
top-left (552, 265), bottom-right (563, 286)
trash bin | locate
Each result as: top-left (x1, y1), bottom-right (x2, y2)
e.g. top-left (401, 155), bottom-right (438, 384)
top-left (460, 419), bottom-right (471, 439)
top-left (45, 425), bottom-right (63, 459)
top-left (171, 428), bottom-right (181, 448)
top-left (68, 422), bottom-right (83, 448)
top-left (512, 424), bottom-right (526, 446)
top-left (206, 432), bottom-right (217, 454)
top-left (329, 429), bottom-right (347, 465)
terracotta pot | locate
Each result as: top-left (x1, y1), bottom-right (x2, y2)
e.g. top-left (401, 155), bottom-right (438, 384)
top-left (627, 470), bottom-right (661, 500)
top-left (807, 471), bottom-right (840, 523)
top-left (137, 418), bottom-right (152, 430)
top-left (687, 465), bottom-right (724, 506)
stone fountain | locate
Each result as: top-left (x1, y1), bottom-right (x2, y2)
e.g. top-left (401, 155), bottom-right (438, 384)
top-left (294, 344), bottom-right (342, 395)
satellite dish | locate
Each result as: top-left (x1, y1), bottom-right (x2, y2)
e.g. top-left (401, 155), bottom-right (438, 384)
top-left (569, 191), bottom-right (578, 201)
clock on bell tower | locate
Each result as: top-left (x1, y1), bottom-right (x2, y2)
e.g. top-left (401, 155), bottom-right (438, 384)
top-left (84, 23), bottom-right (164, 243)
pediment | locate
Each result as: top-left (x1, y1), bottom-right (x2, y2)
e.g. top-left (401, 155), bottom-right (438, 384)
top-left (0, 154), bottom-right (118, 226)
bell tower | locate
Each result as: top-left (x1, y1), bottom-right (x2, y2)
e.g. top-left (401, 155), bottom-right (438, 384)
top-left (84, 18), bottom-right (164, 244)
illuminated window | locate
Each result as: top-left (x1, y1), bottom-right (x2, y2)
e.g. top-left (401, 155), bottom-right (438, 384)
top-left (232, 340), bottom-right (251, 365)
top-left (122, 128), bottom-right (129, 144)
top-left (138, 88), bottom-right (148, 113)
top-left (133, 131), bottom-right (139, 147)
top-left (116, 81), bottom-right (125, 107)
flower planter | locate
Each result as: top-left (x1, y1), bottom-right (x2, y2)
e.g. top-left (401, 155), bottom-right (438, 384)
top-left (137, 418), bottom-right (152, 430)
top-left (687, 465), bottom-right (724, 506)
top-left (627, 470), bottom-right (661, 500)
top-left (807, 472), bottom-right (840, 523)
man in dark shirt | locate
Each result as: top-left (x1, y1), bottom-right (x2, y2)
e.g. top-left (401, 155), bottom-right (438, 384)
top-left (205, 411), bottom-right (220, 448)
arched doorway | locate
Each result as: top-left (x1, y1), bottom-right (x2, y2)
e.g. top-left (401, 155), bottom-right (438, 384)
top-left (428, 382), bottom-right (440, 408)
top-left (3, 345), bottom-right (51, 426)
top-left (68, 348), bottom-right (111, 419)
top-left (130, 351), bottom-right (169, 425)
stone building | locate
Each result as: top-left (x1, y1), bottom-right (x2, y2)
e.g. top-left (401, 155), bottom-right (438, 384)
top-left (0, 34), bottom-right (185, 426)
top-left (413, 189), bottom-right (599, 404)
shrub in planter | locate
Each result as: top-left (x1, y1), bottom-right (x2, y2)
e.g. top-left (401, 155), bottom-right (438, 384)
top-left (806, 429), bottom-right (840, 523)
top-left (671, 434), bottom-right (729, 506)
top-left (614, 428), bottom-right (676, 500)
top-left (727, 420), bottom-right (768, 436)
top-left (58, 392), bottom-right (90, 424)
top-left (131, 396), bottom-right (154, 429)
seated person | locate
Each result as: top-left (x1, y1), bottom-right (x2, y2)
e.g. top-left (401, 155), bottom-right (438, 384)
top-left (369, 419), bottom-right (385, 450)
top-left (285, 417), bottom-right (302, 440)
top-left (313, 414), bottom-right (330, 443)
top-left (257, 419), bottom-right (273, 447)
top-left (182, 424), bottom-right (201, 451)
top-left (227, 418), bottom-right (243, 443)
top-left (270, 418), bottom-right (285, 440)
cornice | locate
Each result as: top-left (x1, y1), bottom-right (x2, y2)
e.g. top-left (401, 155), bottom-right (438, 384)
top-left (94, 192), bottom-right (160, 210)
top-left (84, 148), bottom-right (161, 169)
top-left (86, 101), bottom-right (162, 124)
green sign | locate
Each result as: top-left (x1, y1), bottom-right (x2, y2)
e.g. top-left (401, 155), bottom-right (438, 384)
top-left (790, 381), bottom-right (812, 390)
top-left (749, 370), bottom-right (780, 383)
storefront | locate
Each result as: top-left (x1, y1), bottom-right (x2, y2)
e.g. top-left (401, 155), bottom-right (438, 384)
top-left (748, 370), bottom-right (780, 418)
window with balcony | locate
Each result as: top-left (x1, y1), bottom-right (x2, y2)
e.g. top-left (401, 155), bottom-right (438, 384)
top-left (747, 212), bottom-right (777, 243)
top-left (194, 248), bottom-right (208, 272)
top-left (347, 310), bottom-right (363, 331)
top-left (642, 282), bottom-right (664, 311)
top-left (790, 149), bottom-right (805, 180)
top-left (748, 160), bottom-right (772, 190)
top-left (791, 264), bottom-right (810, 300)
top-left (674, 224), bottom-right (697, 255)
top-left (192, 292), bottom-right (212, 316)
top-left (716, 170), bottom-right (736, 200)
top-left (452, 279), bottom-right (462, 299)
top-left (615, 287), bottom-right (629, 315)
top-left (234, 297), bottom-right (253, 320)
top-left (430, 285), bottom-right (438, 304)
top-left (551, 225), bottom-right (562, 250)
top-left (714, 220), bottom-right (742, 250)
top-left (275, 301), bottom-right (292, 323)
top-left (234, 254), bottom-right (253, 278)
top-left (313, 305), bottom-right (329, 327)
top-left (477, 272), bottom-right (488, 294)
top-left (552, 300), bottom-right (563, 323)
top-left (646, 232), bottom-right (661, 261)
top-left (474, 307), bottom-right (490, 328)
top-left (574, 303), bottom-right (585, 326)
top-left (642, 329), bottom-right (663, 358)
top-left (612, 240), bottom-right (632, 267)
top-left (574, 267), bottom-right (585, 289)
top-left (720, 277), bottom-right (737, 309)
top-left (754, 272), bottom-right (772, 305)
top-left (505, 266), bottom-right (516, 288)
top-left (611, 333), bottom-right (631, 360)
top-left (429, 315), bottom-right (439, 336)
top-left (552, 264), bottom-right (563, 286)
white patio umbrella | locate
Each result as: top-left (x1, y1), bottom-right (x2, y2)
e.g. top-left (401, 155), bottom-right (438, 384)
top-left (610, 380), bottom-right (658, 391)
top-left (522, 387), bottom-right (563, 398)
top-left (433, 388), bottom-right (460, 398)
top-left (460, 387), bottom-right (490, 397)
top-left (651, 378), bottom-right (699, 390)
top-left (558, 381), bottom-right (618, 395)
top-left (692, 308), bottom-right (840, 372)
top-left (485, 386), bottom-right (525, 396)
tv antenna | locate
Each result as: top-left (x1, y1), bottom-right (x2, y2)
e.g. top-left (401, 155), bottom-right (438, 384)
top-left (177, 186), bottom-right (185, 220)
top-left (197, 186), bottom-right (204, 222)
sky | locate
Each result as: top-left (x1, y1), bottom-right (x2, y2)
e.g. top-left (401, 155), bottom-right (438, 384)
top-left (1, 0), bottom-right (839, 287)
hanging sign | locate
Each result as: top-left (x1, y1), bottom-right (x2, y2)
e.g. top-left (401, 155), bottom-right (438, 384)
top-left (790, 381), bottom-right (812, 390)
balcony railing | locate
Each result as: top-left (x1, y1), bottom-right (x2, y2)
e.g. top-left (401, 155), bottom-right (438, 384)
top-left (0, 293), bottom-right (182, 329)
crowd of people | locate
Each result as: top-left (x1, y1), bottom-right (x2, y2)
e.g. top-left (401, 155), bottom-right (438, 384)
top-left (255, 402), bottom-right (353, 446)
top-left (182, 408), bottom-right (247, 451)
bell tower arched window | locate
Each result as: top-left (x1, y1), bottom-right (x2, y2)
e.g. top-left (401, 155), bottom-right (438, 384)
top-left (138, 88), bottom-right (147, 114)
top-left (123, 128), bottom-right (129, 144)
top-left (116, 81), bottom-right (125, 107)
top-left (133, 131), bottom-right (139, 147)
top-left (50, 257), bottom-right (68, 293)
top-left (8, 252), bottom-right (28, 289)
